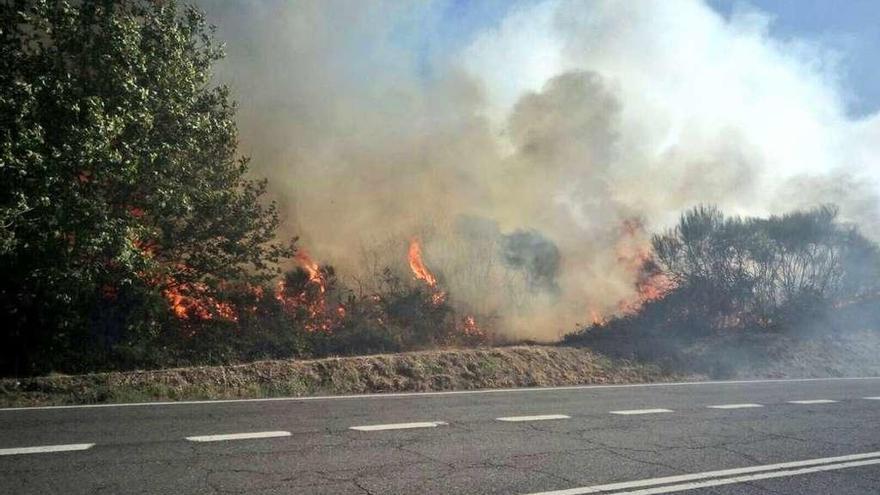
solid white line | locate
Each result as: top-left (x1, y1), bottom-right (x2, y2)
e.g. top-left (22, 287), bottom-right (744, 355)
top-left (4, 376), bottom-right (879, 412)
top-left (0, 443), bottom-right (95, 456)
top-left (523, 450), bottom-right (880, 495)
top-left (496, 414), bottom-right (571, 422)
top-left (597, 458), bottom-right (880, 495)
top-left (788, 399), bottom-right (838, 404)
top-left (185, 431), bottom-right (291, 442)
top-left (707, 403), bottom-right (764, 409)
top-left (609, 408), bottom-right (673, 415)
top-left (350, 421), bottom-right (447, 431)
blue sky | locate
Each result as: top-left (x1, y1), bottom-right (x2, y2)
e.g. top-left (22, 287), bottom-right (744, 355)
top-left (426, 0), bottom-right (880, 117)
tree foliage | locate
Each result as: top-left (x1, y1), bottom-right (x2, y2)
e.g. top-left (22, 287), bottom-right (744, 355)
top-left (652, 204), bottom-right (878, 325)
top-left (566, 204), bottom-right (880, 376)
top-left (0, 0), bottom-right (292, 375)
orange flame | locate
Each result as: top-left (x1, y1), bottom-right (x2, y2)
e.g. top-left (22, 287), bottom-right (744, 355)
top-left (460, 315), bottom-right (484, 338)
top-left (408, 237), bottom-right (447, 305)
top-left (589, 308), bottom-right (607, 326)
top-left (131, 237), bottom-right (237, 322)
top-left (274, 248), bottom-right (344, 332)
top-left (163, 282), bottom-right (237, 322)
top-left (408, 238), bottom-right (437, 287)
top-left (614, 219), bottom-right (674, 314)
top-left (295, 249), bottom-right (325, 293)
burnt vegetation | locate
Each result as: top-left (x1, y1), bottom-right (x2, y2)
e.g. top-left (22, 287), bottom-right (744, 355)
top-left (565, 204), bottom-right (880, 377)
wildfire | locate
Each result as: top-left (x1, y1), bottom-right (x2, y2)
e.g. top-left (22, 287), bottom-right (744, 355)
top-left (613, 219), bottom-right (674, 315)
top-left (408, 237), bottom-right (447, 305)
top-left (408, 238), bottom-right (437, 287)
top-left (589, 308), bottom-right (607, 326)
top-left (130, 236), bottom-right (238, 322)
top-left (275, 248), bottom-right (343, 332)
top-left (460, 315), bottom-right (484, 338)
top-left (295, 249), bottom-right (325, 293)
top-left (163, 282), bottom-right (237, 322)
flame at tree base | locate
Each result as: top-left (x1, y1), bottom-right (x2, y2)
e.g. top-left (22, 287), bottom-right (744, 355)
top-left (163, 282), bottom-right (238, 322)
top-left (275, 249), bottom-right (344, 333)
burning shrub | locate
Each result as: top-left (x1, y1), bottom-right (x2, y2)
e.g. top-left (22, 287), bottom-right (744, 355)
top-left (310, 262), bottom-right (490, 356)
top-left (566, 204), bottom-right (880, 376)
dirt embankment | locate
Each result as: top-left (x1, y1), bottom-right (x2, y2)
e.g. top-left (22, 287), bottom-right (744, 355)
top-left (0, 346), bottom-right (686, 408)
top-left (716, 329), bottom-right (880, 379)
top-left (570, 328), bottom-right (880, 380)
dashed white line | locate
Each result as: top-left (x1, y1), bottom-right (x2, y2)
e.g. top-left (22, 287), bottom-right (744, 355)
top-left (522, 450), bottom-right (880, 495)
top-left (788, 399), bottom-right (838, 404)
top-left (0, 443), bottom-right (95, 456)
top-left (707, 403), bottom-right (764, 409)
top-left (349, 421), bottom-right (447, 431)
top-left (864, 397), bottom-right (880, 400)
top-left (496, 414), bottom-right (571, 422)
top-left (609, 408), bottom-right (673, 415)
top-left (185, 431), bottom-right (291, 442)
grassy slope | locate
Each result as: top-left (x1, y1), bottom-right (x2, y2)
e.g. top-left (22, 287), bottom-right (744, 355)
top-left (0, 346), bottom-right (686, 408)
top-left (6, 330), bottom-right (877, 408)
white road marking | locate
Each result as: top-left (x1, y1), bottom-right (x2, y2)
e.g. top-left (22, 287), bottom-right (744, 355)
top-left (598, 459), bottom-right (880, 494)
top-left (349, 421), bottom-right (447, 431)
top-left (707, 403), bottom-right (764, 409)
top-left (788, 399), bottom-right (838, 404)
top-left (523, 450), bottom-right (880, 495)
top-left (496, 414), bottom-right (571, 422)
top-left (864, 397), bottom-right (880, 400)
top-left (609, 408), bottom-right (673, 415)
top-left (0, 443), bottom-right (95, 456)
top-left (4, 376), bottom-right (879, 412)
top-left (185, 431), bottom-right (291, 442)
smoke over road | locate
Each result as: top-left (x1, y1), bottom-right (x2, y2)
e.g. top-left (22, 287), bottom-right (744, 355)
top-left (200, 0), bottom-right (880, 340)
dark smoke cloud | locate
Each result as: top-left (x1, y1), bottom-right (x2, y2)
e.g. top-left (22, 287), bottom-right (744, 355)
top-left (501, 230), bottom-right (561, 294)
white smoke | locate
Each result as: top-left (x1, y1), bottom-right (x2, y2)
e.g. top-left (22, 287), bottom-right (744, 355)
top-left (200, 0), bottom-right (880, 339)
top-left (462, 0), bottom-right (879, 229)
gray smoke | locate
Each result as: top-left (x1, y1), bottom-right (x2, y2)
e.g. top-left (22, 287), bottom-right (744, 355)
top-left (197, 0), bottom-right (880, 340)
top-left (501, 230), bottom-right (561, 294)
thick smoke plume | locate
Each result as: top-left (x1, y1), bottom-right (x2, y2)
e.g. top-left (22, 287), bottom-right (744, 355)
top-left (201, 0), bottom-right (880, 340)
top-left (501, 230), bottom-right (561, 294)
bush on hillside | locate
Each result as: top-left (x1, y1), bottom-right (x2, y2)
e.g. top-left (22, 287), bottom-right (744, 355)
top-left (565, 204), bottom-right (880, 373)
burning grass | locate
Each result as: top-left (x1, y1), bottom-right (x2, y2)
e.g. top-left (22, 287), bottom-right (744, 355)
top-left (71, 235), bottom-right (497, 375)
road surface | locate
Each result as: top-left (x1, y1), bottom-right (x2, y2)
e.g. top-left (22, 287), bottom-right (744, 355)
top-left (2, 377), bottom-right (880, 494)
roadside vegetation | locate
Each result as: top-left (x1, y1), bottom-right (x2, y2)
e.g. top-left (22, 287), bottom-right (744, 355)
top-left (0, 346), bottom-right (678, 408)
top-left (565, 205), bottom-right (880, 377)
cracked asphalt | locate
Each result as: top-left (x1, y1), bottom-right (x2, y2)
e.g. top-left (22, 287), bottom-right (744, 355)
top-left (1, 378), bottom-right (879, 494)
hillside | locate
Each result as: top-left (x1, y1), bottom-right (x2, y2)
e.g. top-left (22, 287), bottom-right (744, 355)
top-left (0, 346), bottom-right (683, 408)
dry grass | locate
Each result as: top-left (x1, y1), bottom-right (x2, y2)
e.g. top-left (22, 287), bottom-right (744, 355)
top-left (722, 329), bottom-right (880, 379)
top-left (8, 330), bottom-right (873, 408)
top-left (0, 346), bottom-right (687, 408)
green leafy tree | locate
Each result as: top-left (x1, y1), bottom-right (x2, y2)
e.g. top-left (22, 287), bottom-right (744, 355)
top-left (0, 0), bottom-right (292, 375)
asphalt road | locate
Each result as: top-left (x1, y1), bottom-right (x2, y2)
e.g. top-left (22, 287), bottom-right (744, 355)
top-left (1, 377), bottom-right (880, 494)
